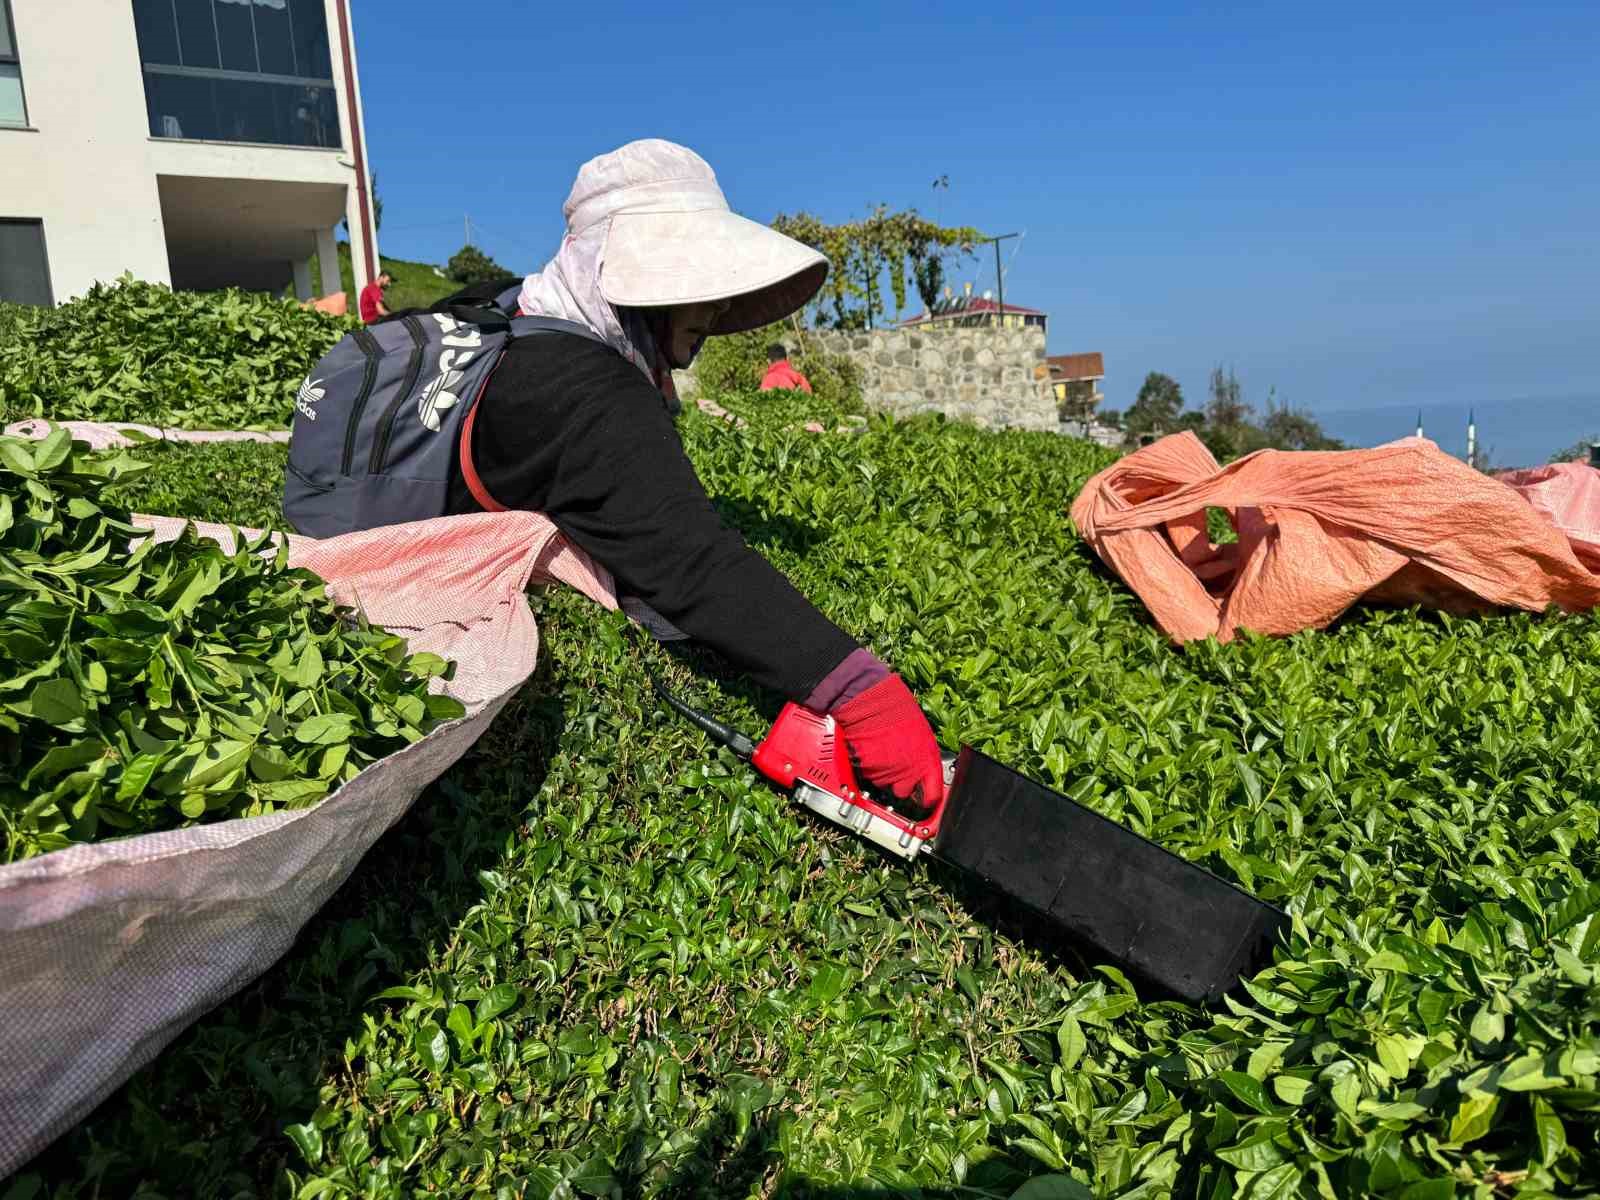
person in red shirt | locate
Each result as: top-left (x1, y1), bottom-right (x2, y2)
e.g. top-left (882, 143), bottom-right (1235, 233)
top-left (759, 342), bottom-right (813, 393)
top-left (358, 271), bottom-right (392, 323)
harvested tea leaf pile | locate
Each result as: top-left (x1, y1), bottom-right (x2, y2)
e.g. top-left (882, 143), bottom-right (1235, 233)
top-left (0, 428), bottom-right (463, 863)
top-left (0, 276), bottom-right (355, 429)
top-left (17, 389), bottom-right (1600, 1198)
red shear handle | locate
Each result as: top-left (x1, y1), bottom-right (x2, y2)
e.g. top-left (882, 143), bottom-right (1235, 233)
top-left (751, 703), bottom-right (949, 848)
top-left (751, 703), bottom-right (861, 795)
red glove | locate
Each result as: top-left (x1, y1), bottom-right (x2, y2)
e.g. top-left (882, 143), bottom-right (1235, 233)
top-left (830, 674), bottom-right (945, 811)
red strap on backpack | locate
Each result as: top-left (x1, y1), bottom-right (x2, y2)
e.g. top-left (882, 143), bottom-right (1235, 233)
top-left (457, 352), bottom-right (508, 513)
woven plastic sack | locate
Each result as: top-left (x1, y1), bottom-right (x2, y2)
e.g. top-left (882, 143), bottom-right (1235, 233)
top-left (2, 418), bottom-right (292, 451)
top-left (0, 509), bottom-right (624, 1176)
top-left (305, 290), bottom-right (349, 317)
top-left (1071, 432), bottom-right (1600, 643)
top-left (1497, 461), bottom-right (1600, 572)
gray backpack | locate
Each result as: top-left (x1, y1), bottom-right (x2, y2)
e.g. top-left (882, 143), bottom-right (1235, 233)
top-left (284, 288), bottom-right (603, 537)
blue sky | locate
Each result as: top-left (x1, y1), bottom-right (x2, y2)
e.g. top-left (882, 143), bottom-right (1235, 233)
top-left (354, 0), bottom-right (1598, 433)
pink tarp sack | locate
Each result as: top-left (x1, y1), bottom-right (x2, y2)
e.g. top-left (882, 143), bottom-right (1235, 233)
top-left (2, 418), bottom-right (291, 451)
top-left (1070, 432), bottom-right (1600, 644)
top-left (1497, 461), bottom-right (1600, 572)
top-left (0, 510), bottom-right (622, 1176)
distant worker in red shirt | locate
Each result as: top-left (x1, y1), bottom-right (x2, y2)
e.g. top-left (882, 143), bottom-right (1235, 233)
top-left (759, 342), bottom-right (812, 393)
top-left (358, 271), bottom-right (392, 323)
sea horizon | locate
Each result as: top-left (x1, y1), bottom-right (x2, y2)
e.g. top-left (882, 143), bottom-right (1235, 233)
top-left (1311, 393), bottom-right (1599, 470)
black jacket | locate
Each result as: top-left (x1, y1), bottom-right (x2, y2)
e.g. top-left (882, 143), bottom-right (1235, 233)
top-left (443, 325), bottom-right (858, 700)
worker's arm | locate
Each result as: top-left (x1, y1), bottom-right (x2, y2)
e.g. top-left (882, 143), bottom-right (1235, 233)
top-left (451, 335), bottom-right (859, 699)
top-left (451, 334), bottom-right (944, 805)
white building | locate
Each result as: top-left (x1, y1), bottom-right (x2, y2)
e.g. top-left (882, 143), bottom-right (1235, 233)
top-left (0, 0), bottom-right (378, 306)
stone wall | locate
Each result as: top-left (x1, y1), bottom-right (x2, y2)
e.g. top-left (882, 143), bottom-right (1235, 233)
top-left (808, 325), bottom-right (1056, 432)
top-left (675, 323), bottom-right (1058, 432)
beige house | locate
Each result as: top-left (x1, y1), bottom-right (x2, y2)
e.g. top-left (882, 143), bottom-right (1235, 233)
top-left (1, 0), bottom-right (378, 305)
top-left (1046, 352), bottom-right (1105, 411)
top-left (900, 286), bottom-right (1049, 334)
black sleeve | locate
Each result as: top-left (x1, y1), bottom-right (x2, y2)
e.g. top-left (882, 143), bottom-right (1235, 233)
top-left (446, 333), bottom-right (860, 700)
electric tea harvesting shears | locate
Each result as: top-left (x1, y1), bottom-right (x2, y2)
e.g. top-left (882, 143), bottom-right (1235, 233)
top-left (654, 681), bottom-right (1288, 1003)
top-left (655, 682), bottom-right (949, 858)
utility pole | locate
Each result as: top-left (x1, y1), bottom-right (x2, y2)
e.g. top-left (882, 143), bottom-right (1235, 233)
top-left (464, 213), bottom-right (471, 247)
top-left (864, 252), bottom-right (875, 331)
top-left (981, 233), bottom-right (1019, 333)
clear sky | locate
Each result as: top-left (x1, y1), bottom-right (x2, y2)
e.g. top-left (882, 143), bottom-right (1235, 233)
top-left (353, 0), bottom-right (1598, 426)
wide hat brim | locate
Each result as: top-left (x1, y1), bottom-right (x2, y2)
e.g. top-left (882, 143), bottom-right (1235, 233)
top-left (599, 208), bottom-right (828, 335)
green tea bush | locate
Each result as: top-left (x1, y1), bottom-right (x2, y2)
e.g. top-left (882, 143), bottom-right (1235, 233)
top-left (691, 321), bottom-right (863, 418)
top-left (0, 431), bottom-right (462, 861)
top-left (0, 276), bottom-right (355, 429)
top-left (17, 395), bottom-right (1600, 1198)
top-left (0, 300), bottom-right (32, 346)
top-left (101, 438), bottom-right (292, 527)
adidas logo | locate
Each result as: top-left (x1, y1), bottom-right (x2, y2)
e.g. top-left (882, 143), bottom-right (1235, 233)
top-left (295, 377), bottom-right (324, 422)
top-left (417, 369), bottom-right (463, 432)
top-left (414, 314), bottom-right (487, 433)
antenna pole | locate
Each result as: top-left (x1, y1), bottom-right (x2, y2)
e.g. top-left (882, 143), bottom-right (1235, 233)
top-left (980, 233), bottom-right (1019, 335)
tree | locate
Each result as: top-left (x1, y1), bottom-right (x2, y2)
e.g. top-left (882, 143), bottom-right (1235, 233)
top-left (446, 243), bottom-right (510, 285)
top-left (1550, 437), bottom-right (1599, 464)
top-left (1260, 399), bottom-right (1345, 451)
top-left (1124, 372), bottom-right (1184, 435)
top-left (1206, 365), bottom-right (1249, 428)
top-left (771, 207), bottom-right (984, 330)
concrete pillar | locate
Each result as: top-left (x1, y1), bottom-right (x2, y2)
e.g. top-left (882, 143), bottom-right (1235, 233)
top-left (315, 225), bottom-right (341, 300)
top-left (292, 257), bottom-right (313, 301)
top-left (343, 184), bottom-right (374, 293)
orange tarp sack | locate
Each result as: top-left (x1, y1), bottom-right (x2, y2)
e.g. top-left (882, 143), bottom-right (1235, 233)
top-left (302, 291), bottom-right (348, 316)
top-left (1070, 432), bottom-right (1600, 644)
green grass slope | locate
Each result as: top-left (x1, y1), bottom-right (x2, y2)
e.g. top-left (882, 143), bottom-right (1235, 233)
top-left (312, 241), bottom-right (461, 313)
top-left (11, 393), bottom-right (1595, 1199)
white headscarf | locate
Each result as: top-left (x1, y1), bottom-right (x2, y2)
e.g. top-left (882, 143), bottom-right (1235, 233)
top-left (516, 201), bottom-right (667, 389)
top-left (516, 139), bottom-right (828, 405)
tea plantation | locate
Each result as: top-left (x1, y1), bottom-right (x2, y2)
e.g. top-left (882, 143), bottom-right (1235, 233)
top-left (5, 290), bottom-right (1599, 1198)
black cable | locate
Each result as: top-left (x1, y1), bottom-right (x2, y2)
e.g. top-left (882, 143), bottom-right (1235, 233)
top-left (648, 675), bottom-right (755, 759)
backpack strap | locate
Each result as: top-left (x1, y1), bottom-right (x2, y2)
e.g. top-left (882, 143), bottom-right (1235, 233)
top-left (505, 314), bottom-right (608, 343)
top-left (456, 318), bottom-right (611, 513)
top-left (458, 358), bottom-right (508, 513)
top-left (493, 283), bottom-right (523, 314)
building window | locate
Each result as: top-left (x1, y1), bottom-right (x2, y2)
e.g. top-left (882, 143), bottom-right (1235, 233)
top-left (0, 0), bottom-right (28, 126)
top-left (0, 220), bottom-right (52, 306)
top-left (131, 0), bottom-right (341, 149)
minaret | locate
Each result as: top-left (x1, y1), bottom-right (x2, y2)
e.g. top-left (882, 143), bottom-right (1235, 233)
top-left (1466, 409), bottom-right (1477, 469)
top-left (1415, 410), bottom-right (1423, 439)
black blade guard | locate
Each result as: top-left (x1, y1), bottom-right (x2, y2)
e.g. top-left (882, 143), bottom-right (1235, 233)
top-left (933, 748), bottom-right (1287, 1003)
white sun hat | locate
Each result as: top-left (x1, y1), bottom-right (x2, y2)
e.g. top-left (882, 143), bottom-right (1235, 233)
top-left (520, 140), bottom-right (828, 347)
top-left (584, 141), bottom-right (828, 332)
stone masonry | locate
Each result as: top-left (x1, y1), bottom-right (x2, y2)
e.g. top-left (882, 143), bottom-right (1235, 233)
top-left (808, 325), bottom-right (1056, 432)
top-left (675, 324), bottom-right (1058, 433)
